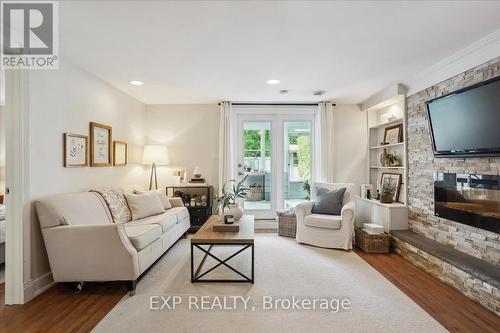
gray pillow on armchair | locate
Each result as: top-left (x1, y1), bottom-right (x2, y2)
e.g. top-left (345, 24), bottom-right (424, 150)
top-left (311, 187), bottom-right (346, 215)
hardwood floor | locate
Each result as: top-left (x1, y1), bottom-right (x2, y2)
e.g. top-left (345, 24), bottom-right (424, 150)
top-left (0, 249), bottom-right (498, 332)
top-left (0, 282), bottom-right (127, 333)
top-left (355, 248), bottom-right (500, 333)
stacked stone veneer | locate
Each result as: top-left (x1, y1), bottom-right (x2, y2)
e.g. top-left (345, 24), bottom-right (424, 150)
top-left (405, 57), bottom-right (500, 313)
top-left (406, 57), bottom-right (500, 265)
top-left (392, 238), bottom-right (499, 315)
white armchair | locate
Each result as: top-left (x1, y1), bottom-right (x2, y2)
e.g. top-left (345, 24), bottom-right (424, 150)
top-left (295, 182), bottom-right (356, 250)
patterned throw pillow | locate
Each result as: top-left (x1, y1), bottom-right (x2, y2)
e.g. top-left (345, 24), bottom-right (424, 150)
top-left (90, 188), bottom-right (132, 224)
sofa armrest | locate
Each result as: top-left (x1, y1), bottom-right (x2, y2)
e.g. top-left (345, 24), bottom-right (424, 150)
top-left (340, 201), bottom-right (355, 229)
top-left (42, 223), bottom-right (139, 282)
top-left (295, 201), bottom-right (315, 223)
top-left (169, 197), bottom-right (184, 208)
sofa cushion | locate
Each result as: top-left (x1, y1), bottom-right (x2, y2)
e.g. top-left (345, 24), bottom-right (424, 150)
top-left (124, 224), bottom-right (162, 250)
top-left (134, 189), bottom-right (172, 210)
top-left (304, 214), bottom-right (341, 230)
top-left (124, 192), bottom-right (165, 220)
top-left (311, 187), bottom-right (346, 215)
top-left (127, 210), bottom-right (178, 233)
top-left (170, 206), bottom-right (189, 221)
top-left (35, 192), bottom-right (113, 228)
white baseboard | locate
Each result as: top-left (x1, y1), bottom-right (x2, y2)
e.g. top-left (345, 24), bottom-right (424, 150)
top-left (255, 219), bottom-right (278, 230)
top-left (23, 271), bottom-right (54, 303)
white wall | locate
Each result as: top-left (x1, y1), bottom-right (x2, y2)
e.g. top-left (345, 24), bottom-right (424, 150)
top-left (145, 104), bottom-right (220, 190)
top-left (145, 103), bottom-right (367, 195)
top-left (332, 104), bottom-right (367, 193)
top-left (27, 60), bottom-right (147, 294)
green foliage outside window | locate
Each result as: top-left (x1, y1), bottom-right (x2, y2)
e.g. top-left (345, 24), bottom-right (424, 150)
top-left (243, 130), bottom-right (271, 157)
top-left (297, 135), bottom-right (311, 180)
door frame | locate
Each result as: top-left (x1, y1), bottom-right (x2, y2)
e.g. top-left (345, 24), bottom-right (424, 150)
top-left (3, 68), bottom-right (31, 304)
top-left (232, 105), bottom-right (317, 219)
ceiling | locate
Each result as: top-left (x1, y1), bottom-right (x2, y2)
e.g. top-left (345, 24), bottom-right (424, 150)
top-left (59, 1), bottom-right (500, 104)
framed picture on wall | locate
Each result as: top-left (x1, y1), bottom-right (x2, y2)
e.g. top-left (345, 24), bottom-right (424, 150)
top-left (380, 172), bottom-right (402, 202)
top-left (90, 122), bottom-right (112, 166)
top-left (113, 141), bottom-right (128, 166)
top-left (383, 124), bottom-right (403, 144)
top-left (63, 133), bottom-right (88, 167)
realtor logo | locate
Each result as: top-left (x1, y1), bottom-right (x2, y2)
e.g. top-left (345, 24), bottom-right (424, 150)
top-left (1, 1), bottom-right (58, 69)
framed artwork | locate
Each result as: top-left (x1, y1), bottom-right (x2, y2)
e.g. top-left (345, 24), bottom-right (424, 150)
top-left (90, 122), bottom-right (112, 166)
top-left (64, 133), bottom-right (88, 167)
top-left (383, 124), bottom-right (403, 144)
top-left (380, 172), bottom-right (402, 202)
top-left (113, 141), bottom-right (128, 166)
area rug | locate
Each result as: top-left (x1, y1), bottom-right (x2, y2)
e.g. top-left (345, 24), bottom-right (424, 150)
top-left (93, 235), bottom-right (446, 333)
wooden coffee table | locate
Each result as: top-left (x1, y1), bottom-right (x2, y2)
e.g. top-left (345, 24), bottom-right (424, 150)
top-left (191, 215), bottom-right (254, 283)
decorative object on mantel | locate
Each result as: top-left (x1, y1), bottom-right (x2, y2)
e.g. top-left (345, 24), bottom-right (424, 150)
top-left (215, 176), bottom-right (249, 222)
top-left (361, 184), bottom-right (374, 199)
top-left (113, 141), bottom-right (127, 166)
top-left (143, 144), bottom-right (169, 190)
top-left (193, 166), bottom-right (202, 178)
top-left (380, 172), bottom-right (402, 203)
top-left (90, 122), bottom-right (112, 167)
top-left (383, 124), bottom-right (403, 144)
top-left (64, 133), bottom-right (88, 167)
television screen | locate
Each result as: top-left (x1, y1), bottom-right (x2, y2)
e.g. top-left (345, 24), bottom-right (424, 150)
top-left (426, 76), bottom-right (500, 157)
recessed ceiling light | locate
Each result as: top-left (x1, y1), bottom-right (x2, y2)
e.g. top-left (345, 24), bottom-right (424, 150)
top-left (129, 80), bottom-right (144, 86)
top-left (266, 79), bottom-right (280, 85)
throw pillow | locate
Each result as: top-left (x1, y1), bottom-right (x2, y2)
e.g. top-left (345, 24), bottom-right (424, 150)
top-left (90, 188), bottom-right (132, 224)
top-left (134, 189), bottom-right (172, 210)
top-left (124, 192), bottom-right (165, 220)
top-left (156, 190), bottom-right (172, 210)
top-left (311, 187), bottom-right (346, 215)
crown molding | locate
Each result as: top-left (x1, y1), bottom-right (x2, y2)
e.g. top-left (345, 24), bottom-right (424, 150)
top-left (404, 28), bottom-right (500, 96)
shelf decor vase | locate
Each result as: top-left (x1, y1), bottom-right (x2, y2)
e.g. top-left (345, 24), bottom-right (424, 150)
top-left (224, 203), bottom-right (244, 221)
top-left (380, 148), bottom-right (389, 167)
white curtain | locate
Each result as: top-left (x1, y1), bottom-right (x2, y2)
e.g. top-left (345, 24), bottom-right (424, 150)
top-left (218, 101), bottom-right (233, 194)
top-left (315, 101), bottom-right (335, 183)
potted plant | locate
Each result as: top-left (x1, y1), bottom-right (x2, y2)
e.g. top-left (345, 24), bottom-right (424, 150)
top-left (303, 180), bottom-right (311, 200)
top-left (215, 175), bottom-right (249, 221)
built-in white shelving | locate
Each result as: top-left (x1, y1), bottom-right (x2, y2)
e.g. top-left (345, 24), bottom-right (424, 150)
top-left (368, 117), bottom-right (404, 129)
top-left (370, 142), bottom-right (404, 150)
top-left (356, 85), bottom-right (409, 232)
top-left (369, 166), bottom-right (404, 170)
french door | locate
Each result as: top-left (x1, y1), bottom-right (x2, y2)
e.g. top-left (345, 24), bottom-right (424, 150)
top-left (235, 108), bottom-right (315, 219)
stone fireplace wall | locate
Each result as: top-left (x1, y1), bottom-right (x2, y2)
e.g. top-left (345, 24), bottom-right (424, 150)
top-left (406, 56), bottom-right (500, 266)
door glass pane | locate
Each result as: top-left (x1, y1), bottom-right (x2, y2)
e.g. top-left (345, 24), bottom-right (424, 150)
top-left (283, 121), bottom-right (312, 208)
top-left (241, 121), bottom-right (271, 211)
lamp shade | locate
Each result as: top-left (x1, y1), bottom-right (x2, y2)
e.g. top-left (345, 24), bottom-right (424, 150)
top-left (143, 145), bottom-right (169, 164)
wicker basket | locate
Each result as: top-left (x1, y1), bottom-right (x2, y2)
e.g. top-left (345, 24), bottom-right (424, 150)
top-left (354, 226), bottom-right (390, 253)
top-left (277, 210), bottom-right (297, 238)
top-left (246, 186), bottom-right (263, 201)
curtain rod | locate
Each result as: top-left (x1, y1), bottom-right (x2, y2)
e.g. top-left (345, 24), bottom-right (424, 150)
top-left (218, 102), bottom-right (335, 106)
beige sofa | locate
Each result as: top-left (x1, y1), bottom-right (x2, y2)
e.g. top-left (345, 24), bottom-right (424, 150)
top-left (35, 191), bottom-right (190, 294)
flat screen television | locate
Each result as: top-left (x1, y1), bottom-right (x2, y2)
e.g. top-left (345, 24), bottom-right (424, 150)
top-left (426, 76), bottom-right (500, 157)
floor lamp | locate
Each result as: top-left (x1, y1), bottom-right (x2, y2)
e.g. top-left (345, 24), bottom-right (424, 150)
top-left (143, 145), bottom-right (169, 190)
